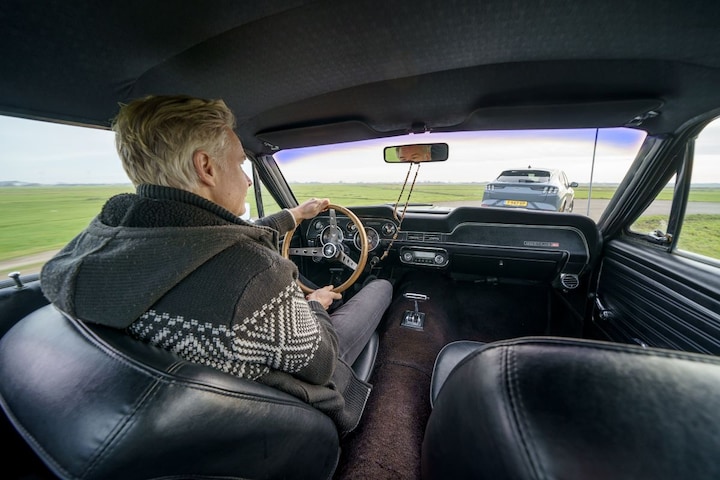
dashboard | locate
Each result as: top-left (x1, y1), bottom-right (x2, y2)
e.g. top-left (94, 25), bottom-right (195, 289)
top-left (302, 205), bottom-right (601, 289)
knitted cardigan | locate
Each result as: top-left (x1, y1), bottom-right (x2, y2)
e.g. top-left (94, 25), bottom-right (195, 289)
top-left (40, 184), bottom-right (371, 433)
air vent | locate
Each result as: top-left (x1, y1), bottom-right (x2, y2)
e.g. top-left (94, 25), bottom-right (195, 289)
top-left (424, 233), bottom-right (442, 242)
top-left (406, 232), bottom-right (423, 241)
top-left (560, 274), bottom-right (580, 289)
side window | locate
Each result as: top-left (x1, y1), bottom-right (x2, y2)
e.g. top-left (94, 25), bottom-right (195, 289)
top-left (628, 175), bottom-right (674, 240)
top-left (629, 118), bottom-right (720, 262)
top-left (675, 119), bottom-right (720, 260)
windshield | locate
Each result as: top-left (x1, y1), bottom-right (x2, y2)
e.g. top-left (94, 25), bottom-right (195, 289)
top-left (0, 121), bottom-right (645, 277)
top-left (274, 128), bottom-right (647, 219)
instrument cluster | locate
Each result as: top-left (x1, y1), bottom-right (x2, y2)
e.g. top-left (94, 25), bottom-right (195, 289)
top-left (307, 216), bottom-right (398, 252)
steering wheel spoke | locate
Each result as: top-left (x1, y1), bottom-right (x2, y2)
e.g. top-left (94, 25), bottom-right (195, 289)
top-left (282, 203), bottom-right (368, 294)
top-left (287, 246), bottom-right (325, 259)
top-left (337, 250), bottom-right (359, 270)
top-left (328, 209), bottom-right (338, 237)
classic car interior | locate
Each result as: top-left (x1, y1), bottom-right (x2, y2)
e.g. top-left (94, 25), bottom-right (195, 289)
top-left (1, 1), bottom-right (720, 479)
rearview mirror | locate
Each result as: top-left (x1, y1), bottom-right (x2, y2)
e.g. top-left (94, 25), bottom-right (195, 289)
top-left (384, 143), bottom-right (449, 163)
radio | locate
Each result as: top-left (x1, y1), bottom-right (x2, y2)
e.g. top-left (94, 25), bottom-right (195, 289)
top-left (399, 247), bottom-right (449, 267)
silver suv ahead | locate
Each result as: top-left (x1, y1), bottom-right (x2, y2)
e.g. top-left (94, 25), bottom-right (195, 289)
top-left (482, 168), bottom-right (578, 212)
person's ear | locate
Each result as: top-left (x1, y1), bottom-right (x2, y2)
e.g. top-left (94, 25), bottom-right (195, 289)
top-left (193, 150), bottom-right (216, 187)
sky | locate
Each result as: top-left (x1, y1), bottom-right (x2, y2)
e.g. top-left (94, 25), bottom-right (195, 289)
top-left (1, 116), bottom-right (125, 184)
top-left (275, 128), bottom-right (649, 184)
top-left (2, 115), bottom-right (720, 185)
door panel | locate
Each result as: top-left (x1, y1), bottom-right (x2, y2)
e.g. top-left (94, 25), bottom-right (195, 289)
top-left (594, 240), bottom-right (720, 354)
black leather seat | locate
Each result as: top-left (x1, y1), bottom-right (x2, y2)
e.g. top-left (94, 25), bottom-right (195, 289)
top-left (0, 304), bottom-right (378, 480)
top-left (0, 278), bottom-right (48, 338)
top-left (428, 340), bottom-right (484, 408)
top-left (422, 337), bottom-right (720, 480)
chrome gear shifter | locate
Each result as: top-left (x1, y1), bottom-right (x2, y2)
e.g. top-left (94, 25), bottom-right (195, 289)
top-left (401, 292), bottom-right (428, 330)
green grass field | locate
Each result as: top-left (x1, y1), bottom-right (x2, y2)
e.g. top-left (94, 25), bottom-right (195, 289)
top-left (1, 185), bottom-right (718, 269)
top-left (1, 186), bottom-right (134, 259)
top-left (632, 215), bottom-right (720, 258)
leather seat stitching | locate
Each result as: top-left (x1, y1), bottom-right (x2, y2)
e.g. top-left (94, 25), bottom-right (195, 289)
top-left (504, 346), bottom-right (542, 480)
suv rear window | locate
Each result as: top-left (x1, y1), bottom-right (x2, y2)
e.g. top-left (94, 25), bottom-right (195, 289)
top-left (497, 170), bottom-right (551, 182)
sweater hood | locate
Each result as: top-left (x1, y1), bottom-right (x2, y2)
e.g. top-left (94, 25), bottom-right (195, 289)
top-left (41, 188), bottom-right (280, 328)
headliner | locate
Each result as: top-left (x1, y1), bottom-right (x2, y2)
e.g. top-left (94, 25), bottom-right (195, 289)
top-left (2, 0), bottom-right (720, 154)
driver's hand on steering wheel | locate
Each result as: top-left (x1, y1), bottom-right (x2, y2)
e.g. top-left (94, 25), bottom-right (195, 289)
top-left (289, 197), bottom-right (330, 225)
top-left (306, 285), bottom-right (342, 310)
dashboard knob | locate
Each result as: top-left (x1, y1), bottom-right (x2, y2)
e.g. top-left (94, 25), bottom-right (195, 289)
top-left (402, 251), bottom-right (414, 262)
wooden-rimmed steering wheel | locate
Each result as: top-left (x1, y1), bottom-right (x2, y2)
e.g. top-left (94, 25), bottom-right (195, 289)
top-left (281, 204), bottom-right (369, 294)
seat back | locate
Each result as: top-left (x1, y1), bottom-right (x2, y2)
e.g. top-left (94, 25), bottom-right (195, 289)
top-left (0, 305), bottom-right (340, 480)
top-left (422, 337), bottom-right (720, 480)
top-left (0, 277), bottom-right (48, 338)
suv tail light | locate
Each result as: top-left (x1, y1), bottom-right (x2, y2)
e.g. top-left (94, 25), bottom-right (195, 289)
top-left (542, 186), bottom-right (558, 194)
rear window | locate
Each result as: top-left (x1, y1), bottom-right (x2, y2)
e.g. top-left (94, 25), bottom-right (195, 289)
top-left (497, 170), bottom-right (552, 182)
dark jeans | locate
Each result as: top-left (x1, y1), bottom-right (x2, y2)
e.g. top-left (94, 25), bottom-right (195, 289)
top-left (330, 279), bottom-right (393, 364)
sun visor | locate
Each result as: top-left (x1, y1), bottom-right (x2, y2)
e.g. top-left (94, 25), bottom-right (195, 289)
top-left (254, 99), bottom-right (664, 152)
top-left (256, 120), bottom-right (391, 151)
top-left (458, 99), bottom-right (664, 131)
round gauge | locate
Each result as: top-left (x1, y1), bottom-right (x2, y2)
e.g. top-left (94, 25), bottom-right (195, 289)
top-left (354, 227), bottom-right (380, 251)
top-left (320, 225), bottom-right (344, 244)
top-left (381, 223), bottom-right (397, 236)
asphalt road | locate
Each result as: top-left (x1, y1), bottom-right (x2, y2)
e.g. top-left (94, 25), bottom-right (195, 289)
top-left (435, 199), bottom-right (614, 218)
top-left (558, 199), bottom-right (715, 219)
top-left (438, 199), bottom-right (717, 221)
top-left (1, 251), bottom-right (58, 272)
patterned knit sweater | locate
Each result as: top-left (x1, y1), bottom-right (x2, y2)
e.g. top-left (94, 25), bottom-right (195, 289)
top-left (40, 184), bottom-right (371, 433)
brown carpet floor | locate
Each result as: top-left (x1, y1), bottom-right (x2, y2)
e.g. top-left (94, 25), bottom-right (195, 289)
top-left (334, 294), bottom-right (450, 479)
top-left (334, 274), bottom-right (552, 480)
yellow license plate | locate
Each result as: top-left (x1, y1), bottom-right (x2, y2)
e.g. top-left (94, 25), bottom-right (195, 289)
top-left (504, 200), bottom-right (528, 206)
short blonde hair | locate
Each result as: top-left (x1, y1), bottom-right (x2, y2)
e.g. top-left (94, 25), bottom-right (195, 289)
top-left (112, 95), bottom-right (236, 190)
